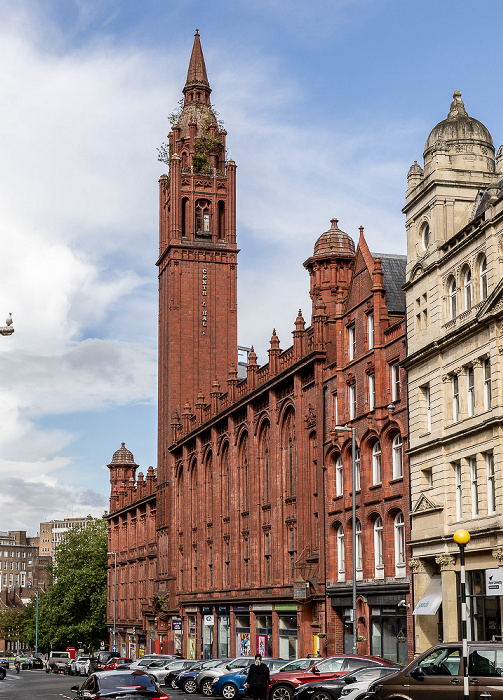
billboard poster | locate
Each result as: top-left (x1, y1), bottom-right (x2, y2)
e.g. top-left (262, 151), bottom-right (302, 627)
top-left (237, 632), bottom-right (250, 657)
top-left (188, 637), bottom-right (196, 659)
top-left (256, 634), bottom-right (267, 657)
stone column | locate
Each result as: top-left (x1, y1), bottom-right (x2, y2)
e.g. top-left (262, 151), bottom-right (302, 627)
top-left (410, 557), bottom-right (437, 653)
top-left (435, 553), bottom-right (458, 642)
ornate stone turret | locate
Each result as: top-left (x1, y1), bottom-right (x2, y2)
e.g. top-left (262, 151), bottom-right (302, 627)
top-left (108, 443), bottom-right (138, 496)
top-left (304, 218), bottom-right (356, 321)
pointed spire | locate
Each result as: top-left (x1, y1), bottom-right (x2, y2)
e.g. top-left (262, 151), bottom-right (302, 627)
top-left (184, 29), bottom-right (211, 96)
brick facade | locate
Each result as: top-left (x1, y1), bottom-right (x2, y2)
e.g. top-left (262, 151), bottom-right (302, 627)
top-left (106, 32), bottom-right (412, 662)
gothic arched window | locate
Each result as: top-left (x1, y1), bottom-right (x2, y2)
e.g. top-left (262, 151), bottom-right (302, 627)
top-left (195, 199), bottom-right (211, 237)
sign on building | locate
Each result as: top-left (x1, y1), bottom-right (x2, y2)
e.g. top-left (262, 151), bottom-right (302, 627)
top-left (486, 568), bottom-right (503, 595)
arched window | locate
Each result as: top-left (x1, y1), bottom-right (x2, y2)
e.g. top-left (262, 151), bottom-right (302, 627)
top-left (205, 455), bottom-right (213, 523)
top-left (448, 276), bottom-right (457, 319)
top-left (394, 512), bottom-right (406, 576)
top-left (392, 434), bottom-right (403, 479)
top-left (221, 446), bottom-right (230, 518)
top-left (479, 255), bottom-right (488, 300)
top-left (372, 441), bottom-right (382, 484)
top-left (195, 199), bottom-right (211, 236)
top-left (239, 435), bottom-right (249, 512)
top-left (336, 456), bottom-right (343, 496)
top-left (190, 461), bottom-right (198, 530)
top-left (218, 200), bottom-right (225, 240)
top-left (355, 520), bottom-right (363, 579)
top-left (260, 424), bottom-right (270, 504)
top-left (355, 448), bottom-right (361, 491)
top-left (463, 267), bottom-right (472, 310)
top-left (374, 517), bottom-right (384, 578)
top-left (283, 412), bottom-right (296, 497)
top-left (337, 525), bottom-right (345, 581)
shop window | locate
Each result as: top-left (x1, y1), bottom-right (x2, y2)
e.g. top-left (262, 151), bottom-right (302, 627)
top-left (370, 606), bottom-right (408, 664)
top-left (466, 570), bottom-right (501, 641)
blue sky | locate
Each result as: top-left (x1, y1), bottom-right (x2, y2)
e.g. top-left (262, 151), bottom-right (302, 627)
top-left (0, 0), bottom-right (501, 533)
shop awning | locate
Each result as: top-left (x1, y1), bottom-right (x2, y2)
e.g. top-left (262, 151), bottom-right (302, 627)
top-left (413, 574), bottom-right (442, 615)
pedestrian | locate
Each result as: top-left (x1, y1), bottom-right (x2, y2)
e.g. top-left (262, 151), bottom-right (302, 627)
top-left (245, 654), bottom-right (270, 700)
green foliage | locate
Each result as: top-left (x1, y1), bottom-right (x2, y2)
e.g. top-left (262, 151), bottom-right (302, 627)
top-left (23, 518), bottom-right (108, 652)
top-left (0, 607), bottom-right (27, 645)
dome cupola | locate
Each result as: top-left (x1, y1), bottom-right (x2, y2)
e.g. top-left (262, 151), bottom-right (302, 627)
top-left (423, 91), bottom-right (495, 175)
top-left (313, 218), bottom-right (355, 259)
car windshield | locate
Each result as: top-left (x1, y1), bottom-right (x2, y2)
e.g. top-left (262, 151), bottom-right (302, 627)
top-left (279, 659), bottom-right (313, 671)
top-left (99, 673), bottom-right (156, 690)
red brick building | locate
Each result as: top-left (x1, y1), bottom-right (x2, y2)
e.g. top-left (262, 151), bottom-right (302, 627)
top-left (106, 32), bottom-right (412, 662)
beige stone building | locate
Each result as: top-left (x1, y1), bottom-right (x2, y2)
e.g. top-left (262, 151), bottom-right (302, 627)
top-left (403, 90), bottom-right (503, 652)
top-left (39, 516), bottom-right (91, 558)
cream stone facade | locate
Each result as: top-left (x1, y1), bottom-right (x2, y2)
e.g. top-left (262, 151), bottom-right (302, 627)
top-left (403, 91), bottom-right (503, 652)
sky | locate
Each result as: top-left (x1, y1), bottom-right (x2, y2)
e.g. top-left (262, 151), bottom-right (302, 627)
top-left (0, 0), bottom-right (501, 534)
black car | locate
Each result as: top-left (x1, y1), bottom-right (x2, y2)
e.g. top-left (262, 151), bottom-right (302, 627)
top-left (293, 666), bottom-right (402, 700)
top-left (22, 656), bottom-right (44, 669)
top-left (71, 669), bottom-right (168, 699)
top-left (164, 659), bottom-right (200, 688)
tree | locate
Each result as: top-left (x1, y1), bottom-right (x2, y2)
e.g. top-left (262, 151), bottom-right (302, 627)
top-left (24, 518), bottom-right (108, 652)
top-left (0, 607), bottom-right (27, 648)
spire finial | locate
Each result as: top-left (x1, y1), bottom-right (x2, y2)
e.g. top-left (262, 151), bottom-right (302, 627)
top-left (448, 90), bottom-right (468, 119)
top-left (184, 30), bottom-right (210, 94)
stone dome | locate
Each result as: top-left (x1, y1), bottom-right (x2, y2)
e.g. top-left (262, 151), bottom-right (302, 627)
top-left (314, 218), bottom-right (355, 258)
top-left (110, 442), bottom-right (137, 465)
top-left (424, 91), bottom-right (494, 157)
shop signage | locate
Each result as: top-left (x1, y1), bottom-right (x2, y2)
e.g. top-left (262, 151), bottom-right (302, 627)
top-left (275, 603), bottom-right (298, 611)
top-left (203, 615), bottom-right (215, 626)
top-left (201, 606), bottom-right (212, 613)
top-left (252, 604), bottom-right (272, 611)
top-left (232, 604), bottom-right (250, 611)
top-left (217, 605), bottom-right (230, 613)
top-left (172, 619), bottom-right (183, 631)
top-left (486, 568), bottom-right (503, 595)
top-left (185, 607), bottom-right (198, 613)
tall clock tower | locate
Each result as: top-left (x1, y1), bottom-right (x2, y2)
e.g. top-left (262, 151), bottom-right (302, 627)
top-left (157, 31), bottom-right (238, 532)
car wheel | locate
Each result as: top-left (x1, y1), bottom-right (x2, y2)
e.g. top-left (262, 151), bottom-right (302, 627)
top-left (221, 683), bottom-right (238, 699)
top-left (183, 678), bottom-right (198, 693)
top-left (171, 678), bottom-right (179, 689)
top-left (201, 678), bottom-right (214, 696)
top-left (0, 668), bottom-right (6, 680)
top-left (312, 692), bottom-right (333, 700)
top-left (271, 685), bottom-right (293, 700)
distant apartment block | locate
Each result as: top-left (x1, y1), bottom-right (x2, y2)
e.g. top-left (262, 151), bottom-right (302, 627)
top-left (39, 517), bottom-right (91, 557)
top-left (0, 530), bottom-right (50, 591)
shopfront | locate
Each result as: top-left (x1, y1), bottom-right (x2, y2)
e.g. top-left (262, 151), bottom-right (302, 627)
top-left (466, 570), bottom-right (501, 641)
top-left (234, 605), bottom-right (251, 656)
top-left (186, 609), bottom-right (197, 659)
top-left (202, 607), bottom-right (214, 659)
top-left (217, 606), bottom-right (230, 657)
top-left (276, 604), bottom-right (298, 659)
top-left (253, 604), bottom-right (273, 657)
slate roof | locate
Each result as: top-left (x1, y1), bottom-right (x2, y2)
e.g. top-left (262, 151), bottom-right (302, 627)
top-left (371, 253), bottom-right (407, 314)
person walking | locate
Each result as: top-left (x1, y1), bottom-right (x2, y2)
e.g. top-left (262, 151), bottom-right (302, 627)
top-left (245, 654), bottom-right (270, 700)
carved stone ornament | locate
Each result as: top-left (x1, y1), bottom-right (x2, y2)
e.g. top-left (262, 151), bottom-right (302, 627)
top-left (409, 557), bottom-right (436, 574)
top-left (492, 546), bottom-right (503, 566)
top-left (304, 404), bottom-right (317, 429)
top-left (435, 554), bottom-right (456, 571)
top-left (412, 493), bottom-right (442, 514)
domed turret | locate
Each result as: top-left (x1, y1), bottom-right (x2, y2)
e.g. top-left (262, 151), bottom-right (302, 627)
top-left (313, 218), bottom-right (355, 259)
top-left (423, 91), bottom-right (494, 175)
top-left (110, 442), bottom-right (137, 465)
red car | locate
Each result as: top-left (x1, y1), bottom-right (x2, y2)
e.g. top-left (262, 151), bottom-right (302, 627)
top-left (102, 657), bottom-right (133, 671)
top-left (268, 655), bottom-right (396, 700)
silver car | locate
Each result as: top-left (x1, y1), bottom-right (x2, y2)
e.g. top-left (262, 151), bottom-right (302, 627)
top-left (146, 658), bottom-right (189, 685)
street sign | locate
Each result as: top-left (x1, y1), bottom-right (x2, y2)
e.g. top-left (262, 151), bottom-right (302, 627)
top-left (203, 614), bottom-right (214, 626)
top-left (486, 568), bottom-right (503, 595)
top-left (112, 645), bottom-right (117, 652)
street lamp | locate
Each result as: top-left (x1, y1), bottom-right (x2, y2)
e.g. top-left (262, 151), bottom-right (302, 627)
top-left (453, 529), bottom-right (470, 700)
top-left (0, 314), bottom-right (13, 337)
top-left (333, 424), bottom-right (357, 654)
top-left (107, 552), bottom-right (117, 650)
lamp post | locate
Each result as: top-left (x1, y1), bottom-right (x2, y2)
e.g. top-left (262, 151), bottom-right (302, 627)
top-left (107, 552), bottom-right (117, 650)
top-left (0, 314), bottom-right (13, 337)
top-left (35, 589), bottom-right (39, 658)
top-left (333, 424), bottom-right (357, 654)
top-left (453, 529), bottom-right (470, 700)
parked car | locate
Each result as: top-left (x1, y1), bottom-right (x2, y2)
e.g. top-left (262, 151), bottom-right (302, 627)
top-left (21, 656), bottom-right (44, 670)
top-left (130, 654), bottom-right (175, 670)
top-left (46, 650), bottom-right (71, 673)
top-left (0, 658), bottom-right (9, 669)
top-left (145, 657), bottom-right (188, 685)
top-left (95, 650), bottom-right (121, 671)
top-left (74, 655), bottom-right (93, 676)
top-left (269, 656), bottom-right (397, 700)
top-left (196, 658), bottom-right (253, 696)
top-left (0, 666), bottom-right (5, 681)
top-left (212, 659), bottom-right (288, 699)
top-left (365, 641), bottom-right (503, 700)
top-left (164, 660), bottom-right (200, 688)
top-left (70, 669), bottom-right (168, 699)
top-left (102, 657), bottom-right (133, 671)
top-left (179, 658), bottom-right (230, 693)
top-left (293, 665), bottom-right (401, 700)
